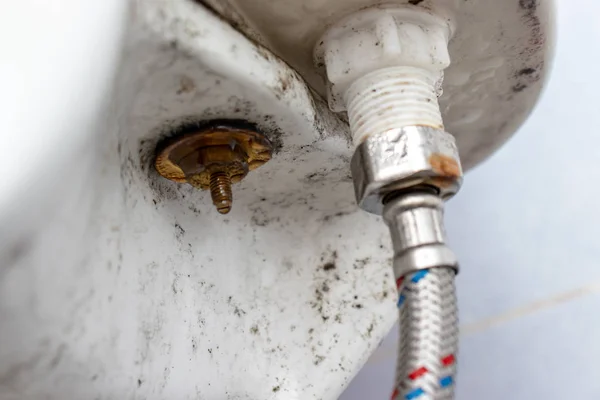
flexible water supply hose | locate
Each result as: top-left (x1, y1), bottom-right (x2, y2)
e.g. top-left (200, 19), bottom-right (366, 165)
top-left (384, 193), bottom-right (459, 400)
top-left (392, 268), bottom-right (458, 400)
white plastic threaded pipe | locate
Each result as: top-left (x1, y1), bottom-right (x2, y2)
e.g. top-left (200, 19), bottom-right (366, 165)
top-left (344, 66), bottom-right (444, 147)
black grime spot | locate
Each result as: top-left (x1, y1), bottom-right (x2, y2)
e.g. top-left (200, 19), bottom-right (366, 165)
top-left (519, 0), bottom-right (537, 10)
top-left (323, 262), bottom-right (336, 271)
top-left (512, 83), bottom-right (527, 92)
top-left (518, 67), bottom-right (536, 76)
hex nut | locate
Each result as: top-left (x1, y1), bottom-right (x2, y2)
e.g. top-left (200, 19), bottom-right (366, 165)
top-left (350, 126), bottom-right (462, 215)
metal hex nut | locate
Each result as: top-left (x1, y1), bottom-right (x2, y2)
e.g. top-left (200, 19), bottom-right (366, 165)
top-left (350, 126), bottom-right (462, 215)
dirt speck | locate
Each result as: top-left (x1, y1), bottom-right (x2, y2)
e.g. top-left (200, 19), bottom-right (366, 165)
top-left (518, 67), bottom-right (536, 76)
top-left (323, 262), bottom-right (336, 271)
top-left (176, 75), bottom-right (195, 94)
top-left (519, 0), bottom-right (536, 10)
top-left (234, 306), bottom-right (246, 317)
top-left (321, 250), bottom-right (338, 271)
top-left (353, 257), bottom-right (370, 270)
top-left (512, 83), bottom-right (527, 92)
top-left (174, 223), bottom-right (185, 239)
top-left (366, 323), bottom-right (374, 337)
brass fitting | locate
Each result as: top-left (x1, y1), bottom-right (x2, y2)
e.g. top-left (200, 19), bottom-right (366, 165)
top-left (154, 122), bottom-right (273, 214)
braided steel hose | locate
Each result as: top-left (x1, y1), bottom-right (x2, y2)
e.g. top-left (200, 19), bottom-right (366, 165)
top-left (393, 268), bottom-right (458, 400)
top-left (384, 193), bottom-right (459, 400)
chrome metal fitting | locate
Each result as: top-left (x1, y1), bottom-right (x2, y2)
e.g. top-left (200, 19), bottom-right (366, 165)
top-left (383, 192), bottom-right (458, 279)
top-left (351, 126), bottom-right (463, 215)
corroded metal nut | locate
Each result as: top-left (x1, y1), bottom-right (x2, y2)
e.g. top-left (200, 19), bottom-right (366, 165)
top-left (155, 124), bottom-right (272, 189)
top-left (350, 126), bottom-right (462, 215)
top-left (154, 123), bottom-right (273, 215)
top-left (185, 145), bottom-right (250, 185)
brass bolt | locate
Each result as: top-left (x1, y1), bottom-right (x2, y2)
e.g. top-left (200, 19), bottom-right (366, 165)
top-left (209, 171), bottom-right (233, 214)
top-left (154, 122), bottom-right (273, 214)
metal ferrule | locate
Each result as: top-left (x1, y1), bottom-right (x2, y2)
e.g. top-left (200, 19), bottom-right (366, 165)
top-left (383, 192), bottom-right (458, 279)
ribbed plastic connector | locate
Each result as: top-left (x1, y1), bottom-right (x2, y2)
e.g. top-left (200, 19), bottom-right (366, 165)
top-left (314, 5), bottom-right (452, 146)
top-left (345, 66), bottom-right (443, 147)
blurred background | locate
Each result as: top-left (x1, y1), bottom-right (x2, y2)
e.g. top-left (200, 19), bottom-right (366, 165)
top-left (341, 1), bottom-right (600, 398)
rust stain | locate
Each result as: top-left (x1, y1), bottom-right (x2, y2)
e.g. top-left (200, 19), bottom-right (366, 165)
top-left (429, 153), bottom-right (461, 178)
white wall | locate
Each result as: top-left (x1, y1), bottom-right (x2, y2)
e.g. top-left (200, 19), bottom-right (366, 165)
top-left (341, 1), bottom-right (600, 398)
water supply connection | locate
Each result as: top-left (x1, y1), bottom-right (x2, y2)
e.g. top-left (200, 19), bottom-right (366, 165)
top-left (315, 5), bottom-right (462, 399)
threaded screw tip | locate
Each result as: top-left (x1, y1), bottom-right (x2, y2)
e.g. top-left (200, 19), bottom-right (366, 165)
top-left (209, 171), bottom-right (233, 214)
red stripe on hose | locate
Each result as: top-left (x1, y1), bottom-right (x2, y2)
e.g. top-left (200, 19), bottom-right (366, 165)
top-left (441, 354), bottom-right (455, 366)
top-left (396, 277), bottom-right (404, 288)
top-left (408, 367), bottom-right (428, 380)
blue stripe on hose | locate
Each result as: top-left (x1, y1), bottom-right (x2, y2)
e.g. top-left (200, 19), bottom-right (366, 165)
top-left (397, 294), bottom-right (405, 307)
top-left (405, 388), bottom-right (425, 399)
top-left (440, 376), bottom-right (453, 388)
top-left (410, 270), bottom-right (429, 283)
